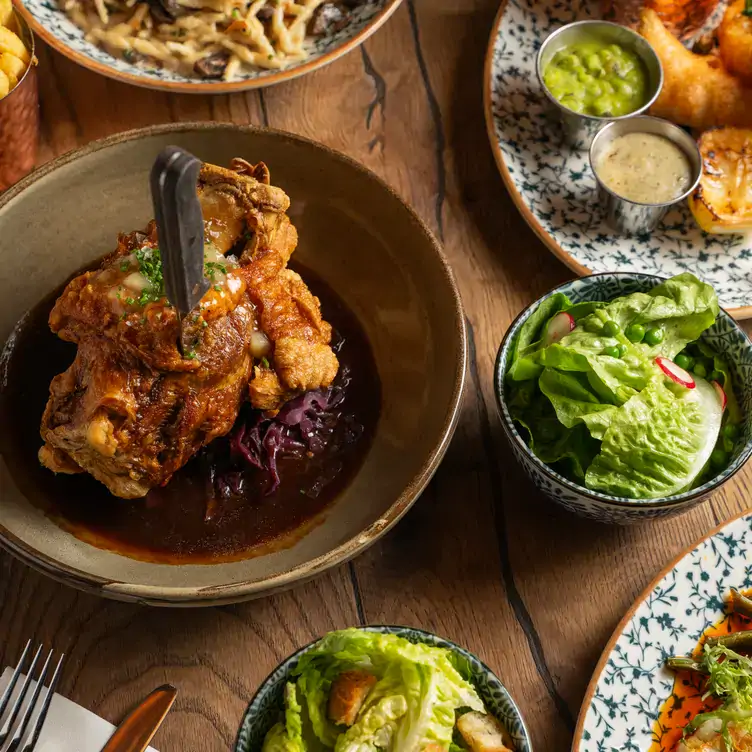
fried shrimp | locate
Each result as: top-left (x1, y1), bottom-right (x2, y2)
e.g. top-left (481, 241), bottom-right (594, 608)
top-left (719, 0), bottom-right (752, 82)
top-left (639, 8), bottom-right (752, 129)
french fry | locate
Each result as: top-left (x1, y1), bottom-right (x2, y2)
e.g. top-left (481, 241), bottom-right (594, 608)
top-left (0, 27), bottom-right (29, 65)
top-left (0, 68), bottom-right (9, 98)
top-left (0, 0), bottom-right (12, 28)
top-left (0, 52), bottom-right (24, 88)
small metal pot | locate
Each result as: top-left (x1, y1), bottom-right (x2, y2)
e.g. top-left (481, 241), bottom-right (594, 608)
top-left (589, 115), bottom-right (702, 235)
top-left (536, 20), bottom-right (663, 150)
top-left (0, 9), bottom-right (38, 192)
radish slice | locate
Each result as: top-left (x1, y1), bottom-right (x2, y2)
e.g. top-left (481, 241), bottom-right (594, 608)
top-left (655, 357), bottom-right (696, 389)
top-left (543, 312), bottom-right (575, 346)
top-left (712, 381), bottom-right (727, 411)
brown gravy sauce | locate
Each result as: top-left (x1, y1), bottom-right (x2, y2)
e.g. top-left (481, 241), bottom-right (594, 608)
top-left (0, 265), bottom-right (380, 564)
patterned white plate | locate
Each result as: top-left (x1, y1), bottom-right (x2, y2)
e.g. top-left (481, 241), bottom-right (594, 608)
top-left (573, 509), bottom-right (752, 751)
top-left (484, 0), bottom-right (752, 320)
top-left (18, 0), bottom-right (401, 93)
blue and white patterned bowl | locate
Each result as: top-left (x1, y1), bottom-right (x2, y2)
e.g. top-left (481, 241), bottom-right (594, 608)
top-left (494, 273), bottom-right (752, 524)
top-left (574, 509), bottom-right (752, 751)
top-left (234, 626), bottom-right (532, 752)
top-left (17, 0), bottom-right (401, 93)
top-left (483, 0), bottom-right (752, 320)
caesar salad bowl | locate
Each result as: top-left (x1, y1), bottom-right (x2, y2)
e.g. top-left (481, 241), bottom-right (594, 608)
top-left (494, 273), bottom-right (752, 525)
top-left (234, 626), bottom-right (532, 752)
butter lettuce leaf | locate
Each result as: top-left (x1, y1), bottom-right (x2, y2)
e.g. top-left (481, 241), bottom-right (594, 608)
top-left (334, 696), bottom-right (408, 752)
top-left (585, 378), bottom-right (723, 498)
top-left (263, 684), bottom-right (307, 752)
top-left (508, 292), bottom-right (571, 382)
top-left (291, 629), bottom-right (484, 752)
top-left (509, 375), bottom-right (600, 478)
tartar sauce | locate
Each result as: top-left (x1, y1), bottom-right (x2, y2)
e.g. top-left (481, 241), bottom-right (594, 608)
top-left (595, 132), bottom-right (692, 204)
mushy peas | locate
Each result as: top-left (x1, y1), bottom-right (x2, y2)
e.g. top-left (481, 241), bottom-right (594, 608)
top-left (595, 132), bottom-right (693, 204)
top-left (543, 40), bottom-right (648, 117)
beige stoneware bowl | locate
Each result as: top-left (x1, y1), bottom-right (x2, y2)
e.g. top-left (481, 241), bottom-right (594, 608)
top-left (0, 123), bottom-right (466, 606)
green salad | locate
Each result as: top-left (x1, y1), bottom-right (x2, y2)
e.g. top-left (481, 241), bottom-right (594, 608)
top-left (261, 629), bottom-right (514, 752)
top-left (505, 273), bottom-right (742, 499)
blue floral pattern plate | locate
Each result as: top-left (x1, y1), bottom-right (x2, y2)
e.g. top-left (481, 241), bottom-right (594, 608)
top-left (484, 0), bottom-right (752, 320)
top-left (573, 510), bottom-right (752, 750)
top-left (235, 626), bottom-right (532, 752)
top-left (17, 0), bottom-right (401, 93)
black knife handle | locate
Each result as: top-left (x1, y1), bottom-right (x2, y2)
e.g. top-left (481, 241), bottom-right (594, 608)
top-left (150, 146), bottom-right (210, 319)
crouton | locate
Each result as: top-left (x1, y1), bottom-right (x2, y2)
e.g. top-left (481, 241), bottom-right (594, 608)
top-left (327, 670), bottom-right (378, 726)
top-left (456, 711), bottom-right (514, 752)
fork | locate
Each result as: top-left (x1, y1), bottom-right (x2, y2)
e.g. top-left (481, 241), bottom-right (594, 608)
top-left (0, 641), bottom-right (65, 752)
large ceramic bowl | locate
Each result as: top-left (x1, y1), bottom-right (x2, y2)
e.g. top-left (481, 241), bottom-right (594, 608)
top-left (17, 0), bottom-right (402, 94)
top-left (0, 123), bottom-right (466, 605)
top-left (234, 626), bottom-right (532, 752)
top-left (494, 273), bottom-right (752, 524)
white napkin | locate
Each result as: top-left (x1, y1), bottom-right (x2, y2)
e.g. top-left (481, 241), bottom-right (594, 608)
top-left (0, 668), bottom-right (159, 751)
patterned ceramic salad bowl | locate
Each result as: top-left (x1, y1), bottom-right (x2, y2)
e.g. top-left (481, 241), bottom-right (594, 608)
top-left (494, 272), bottom-right (752, 524)
top-left (235, 625), bottom-right (532, 752)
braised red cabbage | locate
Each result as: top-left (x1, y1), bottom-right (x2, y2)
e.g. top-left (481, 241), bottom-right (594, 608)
top-left (220, 365), bottom-right (363, 497)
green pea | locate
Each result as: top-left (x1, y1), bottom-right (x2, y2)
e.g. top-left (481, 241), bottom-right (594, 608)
top-left (723, 436), bottom-right (736, 453)
top-left (603, 346), bottom-right (621, 359)
top-left (711, 448), bottom-right (730, 468)
top-left (613, 79), bottom-right (633, 96)
top-left (693, 362), bottom-right (708, 379)
top-left (602, 320), bottom-right (620, 337)
top-left (710, 370), bottom-right (724, 383)
top-left (617, 343), bottom-right (628, 357)
top-left (723, 423), bottom-right (740, 440)
top-left (625, 323), bottom-right (645, 343)
top-left (586, 54), bottom-right (603, 74)
top-left (674, 354), bottom-right (693, 371)
top-left (644, 326), bottom-right (664, 346)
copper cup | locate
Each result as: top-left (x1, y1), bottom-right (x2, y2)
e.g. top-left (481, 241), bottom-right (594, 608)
top-left (0, 8), bottom-right (38, 192)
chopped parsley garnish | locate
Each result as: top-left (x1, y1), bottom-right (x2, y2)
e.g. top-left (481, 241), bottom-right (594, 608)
top-left (205, 261), bottom-right (227, 280)
top-left (232, 7), bottom-right (240, 17)
top-left (125, 296), bottom-right (135, 306)
top-left (214, 284), bottom-right (222, 292)
top-left (184, 350), bottom-right (198, 360)
top-left (120, 260), bottom-right (131, 272)
top-left (133, 246), bottom-right (165, 306)
top-left (202, 319), bottom-right (208, 328)
top-left (260, 356), bottom-right (270, 368)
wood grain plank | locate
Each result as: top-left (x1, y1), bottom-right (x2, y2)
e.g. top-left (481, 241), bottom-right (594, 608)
top-left (0, 551), bottom-right (360, 751)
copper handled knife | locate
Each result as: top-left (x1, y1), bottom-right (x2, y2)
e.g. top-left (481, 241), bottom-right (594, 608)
top-left (99, 684), bottom-right (177, 752)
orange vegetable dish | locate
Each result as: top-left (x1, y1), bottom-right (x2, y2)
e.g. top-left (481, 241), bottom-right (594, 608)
top-left (651, 590), bottom-right (752, 752)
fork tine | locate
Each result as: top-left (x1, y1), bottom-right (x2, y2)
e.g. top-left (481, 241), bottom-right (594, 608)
top-left (17, 653), bottom-right (64, 752)
top-left (0, 641), bottom-right (31, 727)
top-left (0, 645), bottom-right (43, 752)
top-left (0, 649), bottom-right (53, 752)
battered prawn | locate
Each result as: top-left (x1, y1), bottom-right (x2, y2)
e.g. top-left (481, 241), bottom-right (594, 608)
top-left (639, 8), bottom-right (752, 129)
top-left (718, 0), bottom-right (752, 82)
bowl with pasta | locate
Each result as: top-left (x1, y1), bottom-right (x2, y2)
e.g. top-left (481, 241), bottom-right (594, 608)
top-left (15, 0), bottom-right (402, 92)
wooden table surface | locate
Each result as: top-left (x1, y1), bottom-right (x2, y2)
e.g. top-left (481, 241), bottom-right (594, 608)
top-left (2, 1), bottom-right (752, 750)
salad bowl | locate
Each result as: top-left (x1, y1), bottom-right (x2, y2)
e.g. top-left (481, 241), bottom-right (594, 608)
top-left (494, 273), bottom-right (752, 524)
top-left (234, 625), bottom-right (532, 752)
